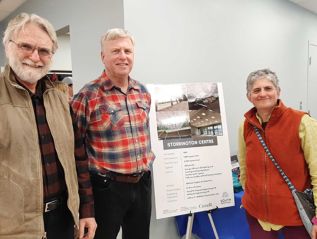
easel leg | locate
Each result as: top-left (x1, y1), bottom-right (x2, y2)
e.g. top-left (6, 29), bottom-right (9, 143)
top-left (207, 211), bottom-right (219, 239)
top-left (185, 212), bottom-right (194, 239)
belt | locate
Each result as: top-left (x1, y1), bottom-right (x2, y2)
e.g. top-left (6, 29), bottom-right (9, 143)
top-left (98, 171), bottom-right (147, 184)
top-left (44, 195), bottom-right (66, 213)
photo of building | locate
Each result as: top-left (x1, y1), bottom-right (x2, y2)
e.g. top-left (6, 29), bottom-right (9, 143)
top-left (155, 83), bottom-right (222, 140)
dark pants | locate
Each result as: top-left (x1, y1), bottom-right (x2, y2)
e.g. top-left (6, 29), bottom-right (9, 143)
top-left (245, 211), bottom-right (310, 239)
top-left (43, 204), bottom-right (74, 239)
top-left (91, 171), bottom-right (152, 239)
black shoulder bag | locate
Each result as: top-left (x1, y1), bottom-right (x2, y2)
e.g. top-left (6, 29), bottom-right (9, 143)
top-left (253, 126), bottom-right (315, 234)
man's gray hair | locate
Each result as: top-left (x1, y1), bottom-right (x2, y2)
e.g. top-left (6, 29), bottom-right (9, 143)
top-left (246, 68), bottom-right (280, 94)
top-left (100, 28), bottom-right (134, 49)
top-left (2, 12), bottom-right (58, 53)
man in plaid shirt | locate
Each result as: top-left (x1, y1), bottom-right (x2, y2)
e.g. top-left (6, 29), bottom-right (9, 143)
top-left (71, 28), bottom-right (155, 239)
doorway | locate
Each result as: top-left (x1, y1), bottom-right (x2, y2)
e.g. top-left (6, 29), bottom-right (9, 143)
top-left (307, 42), bottom-right (317, 118)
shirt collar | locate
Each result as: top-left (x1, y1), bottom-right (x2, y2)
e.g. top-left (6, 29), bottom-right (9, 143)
top-left (101, 70), bottom-right (141, 92)
top-left (16, 77), bottom-right (46, 98)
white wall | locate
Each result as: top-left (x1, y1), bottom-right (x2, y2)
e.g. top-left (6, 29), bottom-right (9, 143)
top-left (51, 34), bottom-right (72, 71)
top-left (0, 24), bottom-right (5, 68)
top-left (124, 0), bottom-right (317, 155)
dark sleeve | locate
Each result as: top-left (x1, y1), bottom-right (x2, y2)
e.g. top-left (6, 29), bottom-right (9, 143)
top-left (70, 107), bottom-right (95, 218)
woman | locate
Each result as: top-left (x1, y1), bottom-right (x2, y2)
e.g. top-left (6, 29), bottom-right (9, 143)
top-left (238, 68), bottom-right (317, 239)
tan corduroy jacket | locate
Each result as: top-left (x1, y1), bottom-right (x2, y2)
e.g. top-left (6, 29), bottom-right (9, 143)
top-left (0, 65), bottom-right (79, 239)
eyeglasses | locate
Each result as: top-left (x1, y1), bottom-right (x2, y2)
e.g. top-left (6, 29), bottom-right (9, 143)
top-left (9, 40), bottom-right (53, 58)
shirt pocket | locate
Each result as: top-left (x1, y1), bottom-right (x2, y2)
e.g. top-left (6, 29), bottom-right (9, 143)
top-left (90, 104), bottom-right (125, 130)
top-left (106, 105), bottom-right (126, 129)
top-left (135, 101), bottom-right (150, 125)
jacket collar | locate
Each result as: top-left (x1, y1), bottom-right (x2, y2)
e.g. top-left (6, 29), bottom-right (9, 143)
top-left (244, 100), bottom-right (287, 128)
top-left (4, 64), bottom-right (55, 94)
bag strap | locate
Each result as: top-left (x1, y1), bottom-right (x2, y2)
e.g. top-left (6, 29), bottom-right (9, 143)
top-left (253, 125), bottom-right (296, 192)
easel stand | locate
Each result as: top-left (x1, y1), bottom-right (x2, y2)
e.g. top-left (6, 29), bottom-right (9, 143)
top-left (185, 212), bottom-right (194, 239)
top-left (185, 209), bottom-right (219, 239)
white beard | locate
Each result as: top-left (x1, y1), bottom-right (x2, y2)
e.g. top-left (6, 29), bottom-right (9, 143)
top-left (8, 54), bottom-right (51, 84)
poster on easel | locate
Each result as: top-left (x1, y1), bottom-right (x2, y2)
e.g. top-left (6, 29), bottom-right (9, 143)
top-left (147, 82), bottom-right (234, 219)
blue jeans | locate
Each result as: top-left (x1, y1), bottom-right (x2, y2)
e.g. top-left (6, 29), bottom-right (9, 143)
top-left (91, 171), bottom-right (152, 239)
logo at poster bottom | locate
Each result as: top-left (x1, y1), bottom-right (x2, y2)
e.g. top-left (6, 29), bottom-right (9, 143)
top-left (199, 202), bottom-right (213, 209)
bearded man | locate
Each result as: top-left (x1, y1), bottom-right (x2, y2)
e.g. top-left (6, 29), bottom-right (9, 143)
top-left (0, 13), bottom-right (96, 239)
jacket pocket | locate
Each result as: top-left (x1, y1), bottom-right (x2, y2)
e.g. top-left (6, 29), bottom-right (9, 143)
top-left (0, 114), bottom-right (9, 150)
top-left (0, 178), bottom-right (24, 234)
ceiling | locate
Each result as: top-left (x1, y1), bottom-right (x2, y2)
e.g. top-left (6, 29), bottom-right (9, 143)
top-left (289, 0), bottom-right (317, 14)
top-left (0, 0), bottom-right (26, 22)
top-left (1, 0), bottom-right (317, 23)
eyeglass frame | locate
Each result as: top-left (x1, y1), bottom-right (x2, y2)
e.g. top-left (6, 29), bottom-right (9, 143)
top-left (9, 39), bottom-right (54, 58)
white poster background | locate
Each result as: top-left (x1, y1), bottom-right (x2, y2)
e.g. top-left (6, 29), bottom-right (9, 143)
top-left (147, 82), bottom-right (234, 219)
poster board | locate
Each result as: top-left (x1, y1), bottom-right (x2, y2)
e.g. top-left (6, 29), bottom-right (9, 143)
top-left (147, 82), bottom-right (234, 219)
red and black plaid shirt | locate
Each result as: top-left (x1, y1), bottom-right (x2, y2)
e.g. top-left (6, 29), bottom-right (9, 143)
top-left (26, 79), bottom-right (94, 218)
top-left (71, 72), bottom-right (155, 175)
